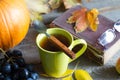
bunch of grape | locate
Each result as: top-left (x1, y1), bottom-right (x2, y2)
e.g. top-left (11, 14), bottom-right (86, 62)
top-left (0, 49), bottom-right (39, 80)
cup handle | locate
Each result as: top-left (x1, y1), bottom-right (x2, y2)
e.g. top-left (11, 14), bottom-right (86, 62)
top-left (69, 39), bottom-right (87, 63)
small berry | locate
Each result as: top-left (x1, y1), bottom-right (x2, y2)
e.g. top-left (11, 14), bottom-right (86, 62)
top-left (0, 73), bottom-right (4, 79)
top-left (30, 71), bottom-right (39, 80)
top-left (0, 49), bottom-right (40, 80)
top-left (27, 77), bottom-right (33, 80)
top-left (4, 76), bottom-right (12, 80)
top-left (14, 57), bottom-right (26, 67)
top-left (25, 64), bottom-right (33, 72)
top-left (19, 68), bottom-right (29, 79)
top-left (12, 49), bottom-right (22, 57)
top-left (11, 62), bottom-right (19, 71)
top-left (2, 62), bottom-right (11, 74)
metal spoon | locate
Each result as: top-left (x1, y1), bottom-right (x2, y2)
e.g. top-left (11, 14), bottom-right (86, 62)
top-left (98, 19), bottom-right (120, 46)
top-left (114, 19), bottom-right (120, 32)
top-left (32, 20), bottom-right (75, 59)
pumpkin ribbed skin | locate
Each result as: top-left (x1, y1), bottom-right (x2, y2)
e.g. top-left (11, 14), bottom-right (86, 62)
top-left (0, 0), bottom-right (30, 51)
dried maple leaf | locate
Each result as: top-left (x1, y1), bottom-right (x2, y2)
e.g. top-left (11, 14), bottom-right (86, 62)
top-left (87, 8), bottom-right (99, 31)
top-left (67, 8), bottom-right (87, 24)
top-left (74, 11), bottom-right (88, 33)
top-left (67, 8), bottom-right (99, 33)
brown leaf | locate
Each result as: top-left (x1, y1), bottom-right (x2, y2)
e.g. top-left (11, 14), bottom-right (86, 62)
top-left (74, 12), bottom-right (88, 33)
top-left (67, 8), bottom-right (87, 24)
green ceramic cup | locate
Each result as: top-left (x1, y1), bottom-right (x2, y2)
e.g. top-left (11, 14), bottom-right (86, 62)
top-left (36, 28), bottom-right (87, 77)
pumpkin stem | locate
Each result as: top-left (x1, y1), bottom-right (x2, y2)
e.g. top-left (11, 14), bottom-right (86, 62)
top-left (0, 48), bottom-right (9, 59)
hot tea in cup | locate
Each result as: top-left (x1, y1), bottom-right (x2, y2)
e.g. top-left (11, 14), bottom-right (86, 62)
top-left (40, 34), bottom-right (70, 52)
top-left (36, 28), bottom-right (87, 77)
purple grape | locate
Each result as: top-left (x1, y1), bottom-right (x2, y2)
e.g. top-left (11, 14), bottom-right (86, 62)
top-left (29, 72), bottom-right (39, 80)
top-left (0, 73), bottom-right (4, 79)
top-left (19, 68), bottom-right (29, 79)
top-left (12, 49), bottom-right (22, 57)
top-left (2, 62), bottom-right (11, 74)
top-left (14, 57), bottom-right (26, 67)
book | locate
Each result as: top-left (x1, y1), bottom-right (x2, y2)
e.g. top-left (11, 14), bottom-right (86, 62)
top-left (51, 5), bottom-right (120, 65)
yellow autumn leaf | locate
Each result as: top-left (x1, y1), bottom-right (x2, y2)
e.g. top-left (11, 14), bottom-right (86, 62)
top-left (61, 69), bottom-right (74, 77)
top-left (40, 69), bottom-right (74, 78)
top-left (62, 69), bottom-right (74, 80)
top-left (87, 8), bottom-right (99, 31)
top-left (74, 69), bottom-right (93, 80)
top-left (62, 75), bottom-right (73, 80)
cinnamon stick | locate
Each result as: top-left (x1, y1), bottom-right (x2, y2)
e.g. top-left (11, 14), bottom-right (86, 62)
top-left (49, 35), bottom-right (75, 59)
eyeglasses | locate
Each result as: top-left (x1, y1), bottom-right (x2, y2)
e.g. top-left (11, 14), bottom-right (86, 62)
top-left (98, 19), bottom-right (120, 46)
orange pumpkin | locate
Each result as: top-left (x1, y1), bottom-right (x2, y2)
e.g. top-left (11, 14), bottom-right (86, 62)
top-left (0, 0), bottom-right (30, 51)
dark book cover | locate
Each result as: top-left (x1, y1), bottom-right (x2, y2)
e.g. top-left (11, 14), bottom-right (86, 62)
top-left (51, 5), bottom-right (120, 65)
